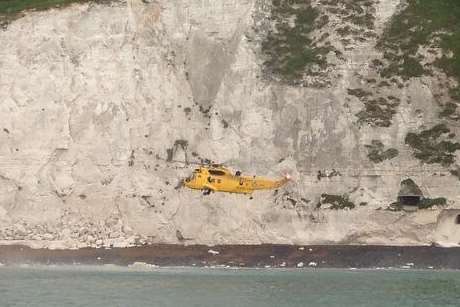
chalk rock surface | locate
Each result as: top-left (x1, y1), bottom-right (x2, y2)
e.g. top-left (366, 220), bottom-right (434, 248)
top-left (0, 0), bottom-right (459, 248)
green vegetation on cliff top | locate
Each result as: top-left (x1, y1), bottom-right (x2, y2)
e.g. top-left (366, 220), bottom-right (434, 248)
top-left (317, 194), bottom-right (355, 210)
top-left (379, 0), bottom-right (460, 100)
top-left (0, 0), bottom-right (95, 14)
top-left (0, 0), bottom-right (113, 23)
top-left (365, 140), bottom-right (398, 163)
top-left (262, 0), bottom-right (330, 84)
top-left (390, 197), bottom-right (447, 211)
top-left (405, 124), bottom-right (460, 167)
top-left (355, 97), bottom-right (399, 127)
top-left (0, 0), bottom-right (80, 14)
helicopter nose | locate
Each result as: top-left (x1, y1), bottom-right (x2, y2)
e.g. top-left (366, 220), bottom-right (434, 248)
top-left (184, 178), bottom-right (193, 187)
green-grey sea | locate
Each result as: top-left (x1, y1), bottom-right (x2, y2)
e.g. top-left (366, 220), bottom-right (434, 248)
top-left (1, 266), bottom-right (460, 307)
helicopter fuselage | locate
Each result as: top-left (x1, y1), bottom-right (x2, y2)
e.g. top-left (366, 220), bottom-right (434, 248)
top-left (183, 166), bottom-right (289, 195)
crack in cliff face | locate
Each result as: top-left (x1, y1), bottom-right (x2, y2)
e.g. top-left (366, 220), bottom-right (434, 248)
top-left (185, 29), bottom-right (242, 112)
top-left (0, 174), bottom-right (21, 213)
top-left (36, 148), bottom-right (75, 204)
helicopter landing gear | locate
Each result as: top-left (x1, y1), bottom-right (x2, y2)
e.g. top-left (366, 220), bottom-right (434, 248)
top-left (203, 189), bottom-right (211, 196)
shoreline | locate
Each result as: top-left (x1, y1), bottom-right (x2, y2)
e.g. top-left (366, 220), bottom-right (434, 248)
top-left (1, 244), bottom-right (460, 269)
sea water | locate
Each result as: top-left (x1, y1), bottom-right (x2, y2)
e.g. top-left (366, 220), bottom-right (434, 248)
top-left (1, 266), bottom-right (460, 307)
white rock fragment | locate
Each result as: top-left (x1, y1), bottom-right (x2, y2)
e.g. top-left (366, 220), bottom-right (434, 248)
top-left (208, 249), bottom-right (220, 255)
top-left (401, 265), bottom-right (411, 269)
top-left (297, 262), bottom-right (304, 268)
top-left (128, 262), bottom-right (159, 269)
top-left (308, 262), bottom-right (318, 267)
top-left (280, 262), bottom-right (286, 267)
top-left (61, 229), bottom-right (71, 238)
top-left (125, 236), bottom-right (137, 246)
top-left (43, 233), bottom-right (54, 240)
top-left (298, 247), bottom-right (305, 251)
top-left (270, 255), bottom-right (275, 259)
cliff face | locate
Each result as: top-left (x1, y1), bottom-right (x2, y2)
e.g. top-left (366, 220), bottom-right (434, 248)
top-left (0, 0), bottom-right (459, 249)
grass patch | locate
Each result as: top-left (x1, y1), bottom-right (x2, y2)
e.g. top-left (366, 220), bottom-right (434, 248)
top-left (405, 124), bottom-right (460, 166)
top-left (321, 0), bottom-right (375, 29)
top-left (316, 194), bottom-right (355, 210)
top-left (261, 0), bottom-right (331, 84)
top-left (380, 54), bottom-right (426, 80)
top-left (347, 88), bottom-right (372, 99)
top-left (439, 102), bottom-right (459, 121)
top-left (389, 197), bottom-right (447, 211)
top-left (349, 88), bottom-right (399, 127)
top-left (0, 0), bottom-right (87, 15)
top-left (377, 0), bottom-right (460, 98)
top-left (418, 197), bottom-right (447, 209)
top-left (344, 11), bottom-right (374, 29)
top-left (450, 88), bottom-right (460, 101)
top-left (451, 169), bottom-right (460, 180)
top-left (320, 0), bottom-right (375, 46)
top-left (356, 97), bottom-right (399, 127)
top-left (365, 140), bottom-right (398, 163)
top-left (0, 0), bottom-right (115, 25)
top-left (336, 25), bottom-right (353, 36)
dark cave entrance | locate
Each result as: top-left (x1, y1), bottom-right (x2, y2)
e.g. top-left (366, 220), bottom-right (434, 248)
top-left (398, 196), bottom-right (422, 206)
top-left (397, 179), bottom-right (423, 207)
top-left (456, 215), bottom-right (460, 225)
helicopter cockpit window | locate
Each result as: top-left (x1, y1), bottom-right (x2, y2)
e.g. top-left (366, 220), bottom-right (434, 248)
top-left (208, 170), bottom-right (226, 176)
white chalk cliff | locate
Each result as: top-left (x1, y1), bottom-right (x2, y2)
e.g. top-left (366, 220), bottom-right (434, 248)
top-left (0, 0), bottom-right (459, 249)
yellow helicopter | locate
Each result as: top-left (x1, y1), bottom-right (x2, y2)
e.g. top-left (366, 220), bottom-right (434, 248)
top-left (183, 164), bottom-right (291, 195)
